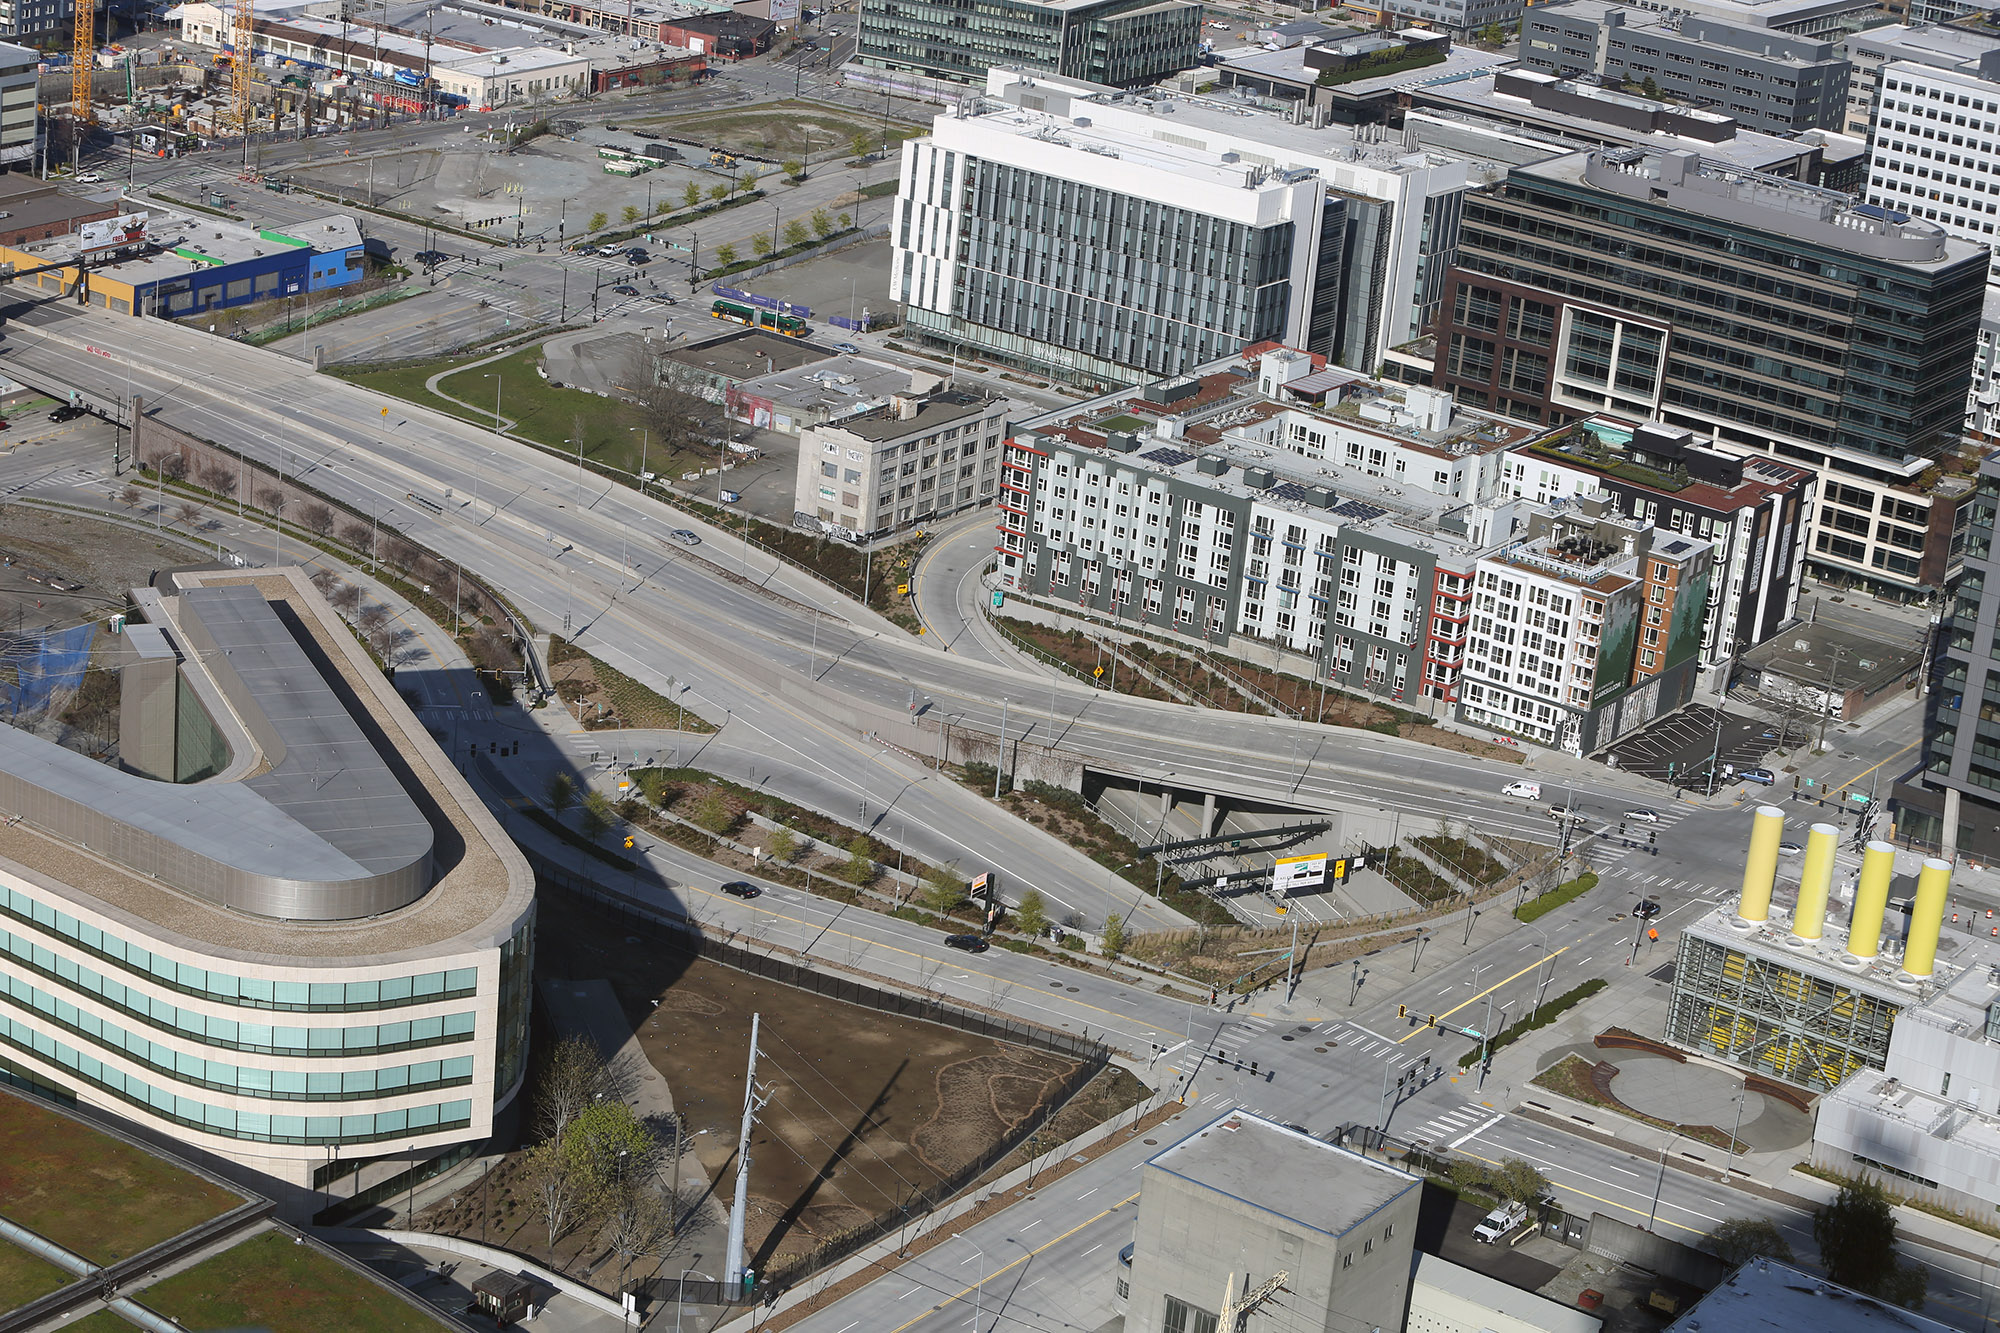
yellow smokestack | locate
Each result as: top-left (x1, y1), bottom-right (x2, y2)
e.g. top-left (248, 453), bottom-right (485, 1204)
top-left (1738, 805), bottom-right (1786, 923)
top-left (1793, 823), bottom-right (1839, 941)
top-left (1847, 840), bottom-right (1895, 960)
top-left (1903, 858), bottom-right (1954, 979)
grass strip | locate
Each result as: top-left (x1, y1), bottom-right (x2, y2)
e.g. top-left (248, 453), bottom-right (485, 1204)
top-left (1516, 871), bottom-right (1599, 922)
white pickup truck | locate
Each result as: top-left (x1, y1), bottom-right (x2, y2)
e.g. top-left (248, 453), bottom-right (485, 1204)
top-left (1472, 1200), bottom-right (1528, 1244)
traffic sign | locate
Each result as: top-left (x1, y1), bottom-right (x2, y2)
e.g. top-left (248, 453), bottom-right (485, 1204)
top-left (991, 590), bottom-right (1004, 608)
top-left (1274, 853), bottom-right (1327, 893)
top-left (1093, 665), bottom-right (1104, 678)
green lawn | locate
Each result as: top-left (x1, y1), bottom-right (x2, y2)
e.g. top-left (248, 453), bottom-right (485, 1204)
top-left (335, 345), bottom-right (705, 484)
top-left (0, 1240), bottom-right (72, 1309)
top-left (138, 1228), bottom-right (450, 1333)
top-left (51, 1311), bottom-right (130, 1333)
top-left (644, 101), bottom-right (920, 158)
top-left (0, 1094), bottom-right (241, 1263)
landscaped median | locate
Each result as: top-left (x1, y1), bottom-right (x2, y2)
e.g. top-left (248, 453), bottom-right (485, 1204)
top-left (1515, 870), bottom-right (1599, 922)
top-left (1457, 979), bottom-right (1606, 1068)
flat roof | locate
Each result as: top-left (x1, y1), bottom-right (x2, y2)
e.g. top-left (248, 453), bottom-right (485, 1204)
top-left (1684, 903), bottom-right (1978, 1007)
top-left (745, 356), bottom-right (926, 414)
top-left (1738, 620), bottom-right (1925, 692)
top-left (1413, 1254), bottom-right (1603, 1333)
top-left (0, 569), bottom-right (530, 966)
top-left (1846, 20), bottom-right (2000, 64)
top-left (1148, 1112), bottom-right (1419, 1239)
top-left (663, 329), bottom-right (829, 381)
top-left (1541, 0), bottom-right (1877, 27)
top-left (829, 389), bottom-right (995, 442)
top-left (1664, 1259), bottom-right (1958, 1332)
top-left (435, 45), bottom-right (583, 76)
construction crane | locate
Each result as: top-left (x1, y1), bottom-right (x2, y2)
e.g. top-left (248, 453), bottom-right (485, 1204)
top-left (70, 0), bottom-right (92, 124)
top-left (232, 0), bottom-right (255, 131)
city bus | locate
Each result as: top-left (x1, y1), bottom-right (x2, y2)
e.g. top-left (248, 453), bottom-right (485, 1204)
top-left (710, 298), bottom-right (808, 338)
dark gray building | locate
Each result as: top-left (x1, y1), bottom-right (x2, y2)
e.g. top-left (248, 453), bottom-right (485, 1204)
top-left (1522, 1), bottom-right (1850, 133)
top-left (856, 0), bottom-right (1200, 87)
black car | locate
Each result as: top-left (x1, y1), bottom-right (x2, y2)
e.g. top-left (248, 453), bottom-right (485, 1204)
top-left (721, 880), bottom-right (760, 899)
top-left (612, 284), bottom-right (640, 296)
top-left (625, 249), bottom-right (649, 264)
top-left (49, 403), bottom-right (85, 422)
top-left (1634, 899), bottom-right (1661, 919)
top-left (414, 249), bottom-right (448, 266)
top-left (944, 933), bottom-right (990, 953)
top-left (634, 130), bottom-right (660, 140)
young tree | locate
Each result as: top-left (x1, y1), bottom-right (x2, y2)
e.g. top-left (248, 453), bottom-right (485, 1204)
top-left (201, 464), bottom-right (237, 497)
top-left (768, 826), bottom-right (798, 864)
top-left (838, 211), bottom-right (853, 229)
top-left (1494, 1158), bottom-right (1549, 1204)
top-left (683, 181), bottom-right (703, 210)
top-left (849, 131), bottom-right (872, 160)
top-left (782, 158), bottom-right (804, 180)
top-left (713, 242), bottom-right (738, 266)
top-left (845, 837), bottom-right (877, 886)
top-left (693, 789), bottom-right (734, 834)
top-left (1013, 888), bottom-right (1048, 939)
top-left (751, 233), bottom-right (774, 258)
top-left (176, 500), bottom-right (204, 530)
top-left (562, 1098), bottom-right (658, 1197)
top-left (118, 483), bottom-right (140, 507)
top-left (1705, 1217), bottom-right (1794, 1266)
top-left (810, 207), bottom-right (835, 239)
top-left (339, 518), bottom-right (374, 554)
top-left (153, 452), bottom-right (189, 483)
top-left (603, 1183), bottom-right (676, 1296)
top-left (580, 788), bottom-right (615, 843)
top-left (783, 218), bottom-right (810, 248)
top-left (588, 210), bottom-right (609, 233)
top-left (621, 204), bottom-right (641, 225)
top-left (535, 1032), bottom-right (607, 1143)
top-left (708, 183), bottom-right (730, 204)
top-left (521, 1141), bottom-right (585, 1262)
top-left (296, 501), bottom-right (335, 536)
top-left (546, 771), bottom-right (576, 818)
top-left (1101, 913), bottom-right (1127, 960)
top-left (254, 485), bottom-right (287, 516)
top-left (921, 864), bottom-right (964, 912)
top-left (738, 168), bottom-right (761, 194)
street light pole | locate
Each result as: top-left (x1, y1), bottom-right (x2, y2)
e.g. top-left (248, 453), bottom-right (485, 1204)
top-left (674, 1268), bottom-right (712, 1333)
top-left (1646, 1131), bottom-right (1680, 1232)
top-left (954, 1235), bottom-right (985, 1333)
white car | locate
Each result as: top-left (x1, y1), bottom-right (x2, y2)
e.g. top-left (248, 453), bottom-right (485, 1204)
top-left (1473, 1201), bottom-right (1528, 1243)
top-left (1502, 780), bottom-right (1542, 801)
top-left (75, 171), bottom-right (101, 184)
top-left (1623, 808), bottom-right (1661, 824)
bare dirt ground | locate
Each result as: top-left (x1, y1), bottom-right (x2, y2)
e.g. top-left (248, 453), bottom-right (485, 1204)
top-left (473, 890), bottom-right (1086, 1284)
top-left (0, 502), bottom-right (204, 637)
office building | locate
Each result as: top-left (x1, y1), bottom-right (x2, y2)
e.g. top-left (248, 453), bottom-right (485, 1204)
top-left (1522, 2), bottom-right (1849, 134)
top-left (1001, 347), bottom-right (1560, 706)
top-left (1665, 809), bottom-right (1959, 1092)
top-left (1431, 144), bottom-right (1987, 597)
top-left (794, 382), bottom-right (1007, 539)
top-left (1970, 292), bottom-right (2000, 444)
top-left (856, 0), bottom-right (1199, 88)
top-left (1896, 454), bottom-right (2000, 859)
top-left (1380, 0), bottom-right (1522, 37)
top-left (0, 40), bottom-right (31, 165)
top-left (1120, 1112), bottom-right (1421, 1333)
top-left (0, 568), bottom-right (535, 1219)
top-left (1498, 418), bottom-right (1815, 677)
top-left (1209, 29), bottom-right (1515, 119)
top-left (1865, 57), bottom-right (2000, 281)
top-left (1841, 22), bottom-right (2000, 135)
top-left (1562, 0), bottom-right (1882, 40)
top-left (894, 68), bottom-right (1483, 386)
top-left (1459, 500), bottom-right (1714, 754)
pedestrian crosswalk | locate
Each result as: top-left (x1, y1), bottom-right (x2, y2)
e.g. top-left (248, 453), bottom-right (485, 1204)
top-left (1402, 1101), bottom-right (1503, 1149)
top-left (1606, 869), bottom-right (1726, 901)
top-left (2, 465), bottom-right (99, 497)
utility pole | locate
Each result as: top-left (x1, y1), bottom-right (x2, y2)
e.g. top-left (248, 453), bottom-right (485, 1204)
top-left (724, 1012), bottom-right (767, 1297)
top-left (994, 699), bottom-right (1008, 797)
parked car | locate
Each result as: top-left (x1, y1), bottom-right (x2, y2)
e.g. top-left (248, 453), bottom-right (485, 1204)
top-left (669, 528), bottom-right (701, 546)
top-left (1739, 768), bottom-right (1776, 786)
top-left (1502, 780), bottom-right (1542, 801)
top-left (944, 934), bottom-right (990, 953)
top-left (49, 403), bottom-right (85, 422)
top-left (721, 880), bottom-right (760, 898)
top-left (833, 341), bottom-right (860, 354)
top-left (634, 129), bottom-right (660, 140)
top-left (1623, 808), bottom-right (1661, 824)
top-left (612, 284), bottom-right (639, 296)
top-left (1473, 1201), bottom-right (1528, 1243)
top-left (1778, 842), bottom-right (1804, 856)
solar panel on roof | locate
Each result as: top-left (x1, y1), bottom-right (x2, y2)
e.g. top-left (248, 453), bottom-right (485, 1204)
top-left (1333, 501), bottom-right (1388, 522)
top-left (1141, 447), bottom-right (1193, 467)
top-left (1269, 482), bottom-right (1311, 503)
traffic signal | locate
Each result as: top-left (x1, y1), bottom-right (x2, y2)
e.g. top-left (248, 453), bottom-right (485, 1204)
top-left (1427, 1014), bottom-right (1438, 1028)
top-left (1398, 1004), bottom-right (1408, 1019)
top-left (624, 836), bottom-right (635, 849)
top-left (1648, 831), bottom-right (1656, 845)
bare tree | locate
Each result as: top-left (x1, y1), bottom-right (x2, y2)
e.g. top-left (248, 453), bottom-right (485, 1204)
top-left (309, 569), bottom-right (340, 595)
top-left (634, 378), bottom-right (726, 455)
top-left (118, 484), bottom-right (139, 508)
top-left (201, 464), bottom-right (238, 498)
top-left (175, 500), bottom-right (204, 531)
top-left (338, 519), bottom-right (374, 555)
top-left (254, 485), bottom-right (287, 516)
top-left (327, 582), bottom-right (362, 614)
top-left (535, 1032), bottom-right (607, 1144)
top-left (151, 452), bottom-right (188, 483)
top-left (603, 1184), bottom-right (676, 1296)
top-left (355, 603), bottom-right (391, 641)
top-left (296, 501), bottom-right (336, 536)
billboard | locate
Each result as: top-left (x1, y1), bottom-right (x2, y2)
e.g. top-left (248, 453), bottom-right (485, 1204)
top-left (1273, 854), bottom-right (1327, 894)
top-left (78, 213), bottom-right (148, 252)
top-left (768, 0), bottom-right (801, 21)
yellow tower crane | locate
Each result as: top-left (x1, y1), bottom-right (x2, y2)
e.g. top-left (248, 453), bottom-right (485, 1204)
top-left (70, 0), bottom-right (92, 124)
top-left (232, 0), bottom-right (254, 131)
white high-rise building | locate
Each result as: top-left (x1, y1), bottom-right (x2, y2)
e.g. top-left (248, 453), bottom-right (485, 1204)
top-left (1866, 58), bottom-right (2000, 281)
top-left (893, 68), bottom-right (1485, 387)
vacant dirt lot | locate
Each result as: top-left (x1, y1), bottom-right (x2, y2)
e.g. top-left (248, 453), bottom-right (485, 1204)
top-left (0, 502), bottom-right (204, 638)
top-left (526, 889), bottom-right (1084, 1279)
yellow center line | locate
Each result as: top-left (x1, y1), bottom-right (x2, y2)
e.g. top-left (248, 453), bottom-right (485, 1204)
top-left (886, 1190), bottom-right (1143, 1333)
top-left (1397, 948), bottom-right (1570, 1044)
top-left (1832, 739), bottom-right (1918, 796)
top-left (1455, 1146), bottom-right (1704, 1237)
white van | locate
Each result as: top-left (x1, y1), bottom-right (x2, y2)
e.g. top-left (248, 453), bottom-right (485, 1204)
top-left (1502, 781), bottom-right (1542, 801)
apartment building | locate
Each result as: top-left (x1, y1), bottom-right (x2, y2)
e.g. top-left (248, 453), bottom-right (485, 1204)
top-left (795, 384), bottom-right (1008, 539)
top-left (1431, 144), bottom-right (1986, 597)
top-left (856, 0), bottom-right (1199, 87)
top-left (998, 348), bottom-right (1558, 705)
top-left (1460, 499), bottom-right (1714, 753)
top-left (1498, 418), bottom-right (1815, 676)
top-left (893, 68), bottom-right (1482, 387)
top-left (1522, 1), bottom-right (1849, 134)
top-left (1841, 22), bottom-right (2000, 135)
top-left (1866, 58), bottom-right (2000, 280)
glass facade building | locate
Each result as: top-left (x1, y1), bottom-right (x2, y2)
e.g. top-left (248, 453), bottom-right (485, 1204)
top-left (857, 0), bottom-right (1200, 87)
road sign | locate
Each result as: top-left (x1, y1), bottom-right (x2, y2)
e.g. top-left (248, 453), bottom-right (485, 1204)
top-left (992, 590), bottom-right (1004, 608)
top-left (897, 583), bottom-right (909, 596)
top-left (1330, 857), bottom-right (1351, 882)
top-left (1093, 665), bottom-right (1104, 678)
top-left (1273, 853), bottom-right (1327, 894)
top-left (1849, 792), bottom-right (1869, 804)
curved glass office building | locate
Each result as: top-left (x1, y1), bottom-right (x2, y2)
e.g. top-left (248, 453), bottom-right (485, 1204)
top-left (0, 568), bottom-right (535, 1219)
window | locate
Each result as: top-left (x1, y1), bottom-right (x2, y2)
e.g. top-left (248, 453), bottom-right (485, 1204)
top-left (1163, 1296), bottom-right (1219, 1333)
